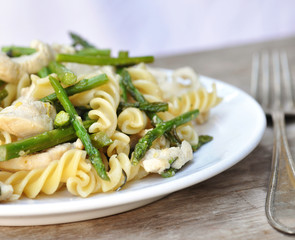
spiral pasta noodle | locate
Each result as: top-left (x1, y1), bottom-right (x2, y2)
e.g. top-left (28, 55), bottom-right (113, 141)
top-left (107, 130), bottom-right (130, 157)
top-left (0, 130), bottom-right (15, 145)
top-left (2, 83), bottom-right (17, 108)
top-left (67, 153), bottom-right (149, 197)
top-left (127, 64), bottom-right (163, 102)
top-left (176, 123), bottom-right (199, 145)
top-left (0, 149), bottom-right (89, 199)
top-left (88, 67), bottom-right (120, 136)
top-left (117, 107), bottom-right (147, 135)
top-left (167, 84), bottom-right (222, 123)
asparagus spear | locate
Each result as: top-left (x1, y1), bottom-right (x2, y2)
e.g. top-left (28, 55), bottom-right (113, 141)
top-left (119, 78), bottom-right (128, 102)
top-left (54, 111), bottom-right (70, 128)
top-left (132, 109), bottom-right (199, 165)
top-left (48, 61), bottom-right (77, 85)
top-left (2, 46), bottom-right (36, 57)
top-left (69, 32), bottom-right (95, 48)
top-left (37, 67), bottom-right (51, 78)
top-left (90, 132), bottom-right (113, 149)
top-left (118, 101), bottom-right (168, 113)
top-left (120, 69), bottom-right (180, 145)
top-left (0, 89), bottom-right (8, 102)
top-left (56, 54), bottom-right (154, 67)
top-left (161, 157), bottom-right (178, 178)
top-left (192, 135), bottom-right (213, 151)
top-left (40, 74), bottom-right (108, 102)
top-left (0, 120), bottom-right (94, 161)
top-left (77, 48), bottom-right (111, 57)
top-left (49, 76), bottom-right (109, 180)
top-left (118, 51), bottom-right (129, 58)
top-left (161, 168), bottom-right (177, 178)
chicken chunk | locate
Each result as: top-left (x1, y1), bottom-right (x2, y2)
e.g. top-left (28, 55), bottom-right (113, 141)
top-left (141, 140), bottom-right (193, 174)
top-left (0, 98), bottom-right (56, 138)
top-left (0, 139), bottom-right (83, 172)
top-left (0, 40), bottom-right (54, 83)
top-left (0, 52), bottom-right (24, 83)
top-left (12, 40), bottom-right (54, 74)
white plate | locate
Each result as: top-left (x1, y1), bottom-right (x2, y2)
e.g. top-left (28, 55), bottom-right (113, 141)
top-left (0, 75), bottom-right (266, 226)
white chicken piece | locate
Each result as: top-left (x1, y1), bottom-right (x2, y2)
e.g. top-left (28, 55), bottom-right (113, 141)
top-left (0, 181), bottom-right (13, 201)
top-left (0, 139), bottom-right (83, 172)
top-left (141, 140), bottom-right (193, 174)
top-left (0, 98), bottom-right (56, 138)
top-left (0, 52), bottom-right (24, 83)
top-left (12, 40), bottom-right (54, 74)
top-left (0, 40), bottom-right (54, 83)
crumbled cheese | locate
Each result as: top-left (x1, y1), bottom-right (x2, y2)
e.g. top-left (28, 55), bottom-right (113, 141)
top-left (141, 140), bottom-right (193, 174)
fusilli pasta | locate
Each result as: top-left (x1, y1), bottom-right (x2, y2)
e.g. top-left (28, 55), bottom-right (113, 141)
top-left (67, 153), bottom-right (148, 197)
top-left (0, 36), bottom-right (223, 202)
top-left (117, 107), bottom-right (147, 135)
top-left (88, 67), bottom-right (120, 136)
top-left (0, 149), bottom-right (89, 199)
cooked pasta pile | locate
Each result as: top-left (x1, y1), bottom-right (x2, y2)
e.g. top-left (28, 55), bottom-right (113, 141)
top-left (0, 36), bottom-right (221, 201)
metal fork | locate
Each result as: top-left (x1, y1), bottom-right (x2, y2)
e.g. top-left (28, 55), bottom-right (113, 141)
top-left (251, 50), bottom-right (295, 234)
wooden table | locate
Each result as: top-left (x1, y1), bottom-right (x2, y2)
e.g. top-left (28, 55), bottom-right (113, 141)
top-left (2, 36), bottom-right (295, 240)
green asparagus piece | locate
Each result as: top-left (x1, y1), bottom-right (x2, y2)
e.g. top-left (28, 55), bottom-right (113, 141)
top-left (118, 51), bottom-right (129, 58)
top-left (90, 132), bottom-right (113, 149)
top-left (118, 101), bottom-right (168, 113)
top-left (0, 80), bottom-right (7, 88)
top-left (119, 78), bottom-right (128, 102)
top-left (161, 158), bottom-right (178, 178)
top-left (40, 74), bottom-right (108, 103)
top-left (161, 168), bottom-right (177, 178)
top-left (120, 69), bottom-right (180, 146)
top-left (69, 32), bottom-right (95, 48)
top-left (192, 135), bottom-right (213, 151)
top-left (0, 120), bottom-right (94, 161)
top-left (132, 109), bottom-right (199, 165)
top-left (49, 76), bottom-right (109, 180)
top-left (48, 61), bottom-right (77, 85)
top-left (37, 67), bottom-right (51, 78)
top-left (0, 89), bottom-right (8, 102)
top-left (56, 54), bottom-right (154, 67)
top-left (77, 48), bottom-right (111, 57)
top-left (2, 46), bottom-right (36, 57)
top-left (54, 111), bottom-right (70, 128)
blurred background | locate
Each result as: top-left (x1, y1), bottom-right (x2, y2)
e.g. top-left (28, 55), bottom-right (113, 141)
top-left (0, 0), bottom-right (294, 57)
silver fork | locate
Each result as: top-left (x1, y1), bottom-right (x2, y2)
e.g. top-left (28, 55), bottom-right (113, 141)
top-left (251, 50), bottom-right (295, 234)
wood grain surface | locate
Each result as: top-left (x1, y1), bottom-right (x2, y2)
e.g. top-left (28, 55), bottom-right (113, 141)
top-left (1, 36), bottom-right (295, 240)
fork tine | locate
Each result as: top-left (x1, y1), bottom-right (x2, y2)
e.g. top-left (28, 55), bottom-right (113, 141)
top-left (272, 50), bottom-right (281, 109)
top-left (280, 51), bottom-right (294, 109)
top-left (262, 52), bottom-right (270, 108)
top-left (251, 53), bottom-right (259, 100)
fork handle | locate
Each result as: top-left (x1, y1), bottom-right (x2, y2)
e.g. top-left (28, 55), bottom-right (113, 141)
top-left (266, 110), bottom-right (295, 234)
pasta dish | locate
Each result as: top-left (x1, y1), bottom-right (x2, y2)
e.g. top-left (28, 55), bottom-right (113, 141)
top-left (0, 33), bottom-right (221, 202)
